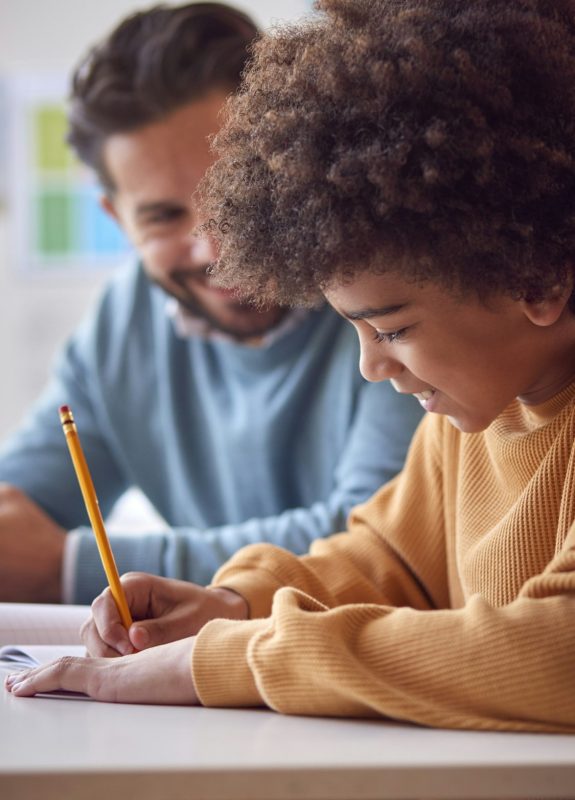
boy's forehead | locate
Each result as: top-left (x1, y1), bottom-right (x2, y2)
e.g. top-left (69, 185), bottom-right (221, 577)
top-left (324, 271), bottom-right (416, 318)
top-left (323, 270), bottom-right (492, 322)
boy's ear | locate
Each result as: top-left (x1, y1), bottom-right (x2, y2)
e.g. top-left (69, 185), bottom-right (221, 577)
top-left (521, 281), bottom-right (573, 327)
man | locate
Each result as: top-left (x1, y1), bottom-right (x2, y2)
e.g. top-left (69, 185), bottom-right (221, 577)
top-left (0, 2), bottom-right (422, 605)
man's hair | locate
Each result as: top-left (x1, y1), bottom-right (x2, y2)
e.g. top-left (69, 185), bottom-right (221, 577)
top-left (201, 0), bottom-right (575, 311)
top-left (68, 2), bottom-right (258, 190)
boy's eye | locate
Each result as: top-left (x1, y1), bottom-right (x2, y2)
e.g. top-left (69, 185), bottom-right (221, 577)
top-left (373, 328), bottom-right (408, 344)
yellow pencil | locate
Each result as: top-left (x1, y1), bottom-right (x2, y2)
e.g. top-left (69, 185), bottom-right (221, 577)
top-left (59, 404), bottom-right (133, 630)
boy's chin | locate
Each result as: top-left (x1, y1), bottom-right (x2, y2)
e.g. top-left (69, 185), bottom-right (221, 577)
top-left (446, 414), bottom-right (493, 434)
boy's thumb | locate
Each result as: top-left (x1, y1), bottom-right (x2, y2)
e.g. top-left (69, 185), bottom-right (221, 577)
top-left (128, 622), bottom-right (164, 651)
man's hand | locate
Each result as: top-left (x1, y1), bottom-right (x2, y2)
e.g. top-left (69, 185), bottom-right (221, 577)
top-left (81, 572), bottom-right (249, 657)
top-left (5, 636), bottom-right (199, 704)
top-left (0, 484), bottom-right (66, 603)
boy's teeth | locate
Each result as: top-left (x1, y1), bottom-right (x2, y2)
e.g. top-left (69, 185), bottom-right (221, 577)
top-left (416, 390), bottom-right (434, 401)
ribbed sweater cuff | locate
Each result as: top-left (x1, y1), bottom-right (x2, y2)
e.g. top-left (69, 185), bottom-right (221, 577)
top-left (193, 618), bottom-right (268, 707)
top-left (210, 569), bottom-right (284, 619)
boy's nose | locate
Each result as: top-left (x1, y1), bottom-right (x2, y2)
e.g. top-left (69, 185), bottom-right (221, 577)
top-left (359, 339), bottom-right (403, 383)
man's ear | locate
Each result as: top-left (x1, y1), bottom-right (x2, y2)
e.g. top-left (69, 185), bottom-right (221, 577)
top-left (99, 193), bottom-right (119, 223)
top-left (521, 281), bottom-right (573, 327)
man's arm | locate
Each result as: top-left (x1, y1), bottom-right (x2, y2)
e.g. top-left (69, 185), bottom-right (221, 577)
top-left (0, 333), bottom-right (130, 602)
top-left (68, 380), bottom-right (424, 603)
top-left (0, 333), bottom-right (129, 527)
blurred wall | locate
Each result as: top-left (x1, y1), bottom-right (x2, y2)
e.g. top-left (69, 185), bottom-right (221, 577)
top-left (0, 0), bottom-right (309, 440)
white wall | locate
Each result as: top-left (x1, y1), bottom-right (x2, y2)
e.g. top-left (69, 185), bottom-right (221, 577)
top-left (0, 0), bottom-right (310, 440)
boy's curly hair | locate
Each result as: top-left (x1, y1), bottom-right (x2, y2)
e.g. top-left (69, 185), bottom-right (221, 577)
top-left (200, 0), bottom-right (575, 309)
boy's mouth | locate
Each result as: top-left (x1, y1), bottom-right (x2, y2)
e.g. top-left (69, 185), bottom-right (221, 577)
top-left (414, 389), bottom-right (436, 410)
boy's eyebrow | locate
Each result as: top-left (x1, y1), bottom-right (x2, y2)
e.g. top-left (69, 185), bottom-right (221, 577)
top-left (343, 303), bottom-right (409, 321)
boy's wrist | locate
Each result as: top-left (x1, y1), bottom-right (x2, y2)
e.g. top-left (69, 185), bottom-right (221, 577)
top-left (208, 586), bottom-right (249, 620)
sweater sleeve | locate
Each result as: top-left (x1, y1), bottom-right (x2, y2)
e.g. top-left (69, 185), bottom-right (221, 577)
top-left (0, 329), bottom-right (129, 529)
top-left (68, 377), bottom-right (424, 603)
top-left (195, 569), bottom-right (575, 731)
top-left (194, 416), bottom-right (575, 732)
top-left (208, 413), bottom-right (448, 617)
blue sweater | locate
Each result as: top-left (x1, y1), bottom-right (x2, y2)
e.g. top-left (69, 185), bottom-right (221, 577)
top-left (0, 261), bottom-right (423, 603)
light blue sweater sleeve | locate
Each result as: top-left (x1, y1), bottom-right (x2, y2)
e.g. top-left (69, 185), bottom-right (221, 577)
top-left (0, 319), bottom-right (130, 528)
top-left (74, 378), bottom-right (423, 596)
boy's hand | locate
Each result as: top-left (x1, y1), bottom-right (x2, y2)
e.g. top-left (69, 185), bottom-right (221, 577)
top-left (5, 636), bottom-right (199, 704)
top-left (81, 572), bottom-right (248, 657)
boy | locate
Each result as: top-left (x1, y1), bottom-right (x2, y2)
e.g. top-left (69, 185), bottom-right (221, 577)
top-left (6, 0), bottom-right (575, 733)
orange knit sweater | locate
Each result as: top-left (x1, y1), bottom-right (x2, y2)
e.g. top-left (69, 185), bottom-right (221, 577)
top-left (193, 380), bottom-right (575, 732)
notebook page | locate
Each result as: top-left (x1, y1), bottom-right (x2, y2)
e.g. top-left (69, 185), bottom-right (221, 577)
top-left (0, 603), bottom-right (91, 646)
top-left (0, 644), bottom-right (86, 669)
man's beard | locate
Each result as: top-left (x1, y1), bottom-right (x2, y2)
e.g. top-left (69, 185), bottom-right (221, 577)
top-left (151, 266), bottom-right (286, 340)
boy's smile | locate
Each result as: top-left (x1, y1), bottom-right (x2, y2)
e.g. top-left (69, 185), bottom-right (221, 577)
top-left (324, 271), bottom-right (575, 434)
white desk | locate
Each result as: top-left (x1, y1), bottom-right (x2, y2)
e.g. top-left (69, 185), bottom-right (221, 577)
top-left (1, 672), bottom-right (574, 800)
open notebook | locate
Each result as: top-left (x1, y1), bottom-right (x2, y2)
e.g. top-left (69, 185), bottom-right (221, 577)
top-left (0, 603), bottom-right (91, 698)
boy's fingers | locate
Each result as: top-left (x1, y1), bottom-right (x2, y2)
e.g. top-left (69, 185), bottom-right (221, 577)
top-left (129, 605), bottom-right (199, 650)
top-left (88, 589), bottom-right (134, 655)
top-left (81, 619), bottom-right (132, 657)
top-left (5, 656), bottom-right (91, 697)
top-left (129, 619), bottom-right (171, 649)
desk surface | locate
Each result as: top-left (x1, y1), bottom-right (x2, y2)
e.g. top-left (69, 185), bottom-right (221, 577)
top-left (1, 667), bottom-right (574, 800)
